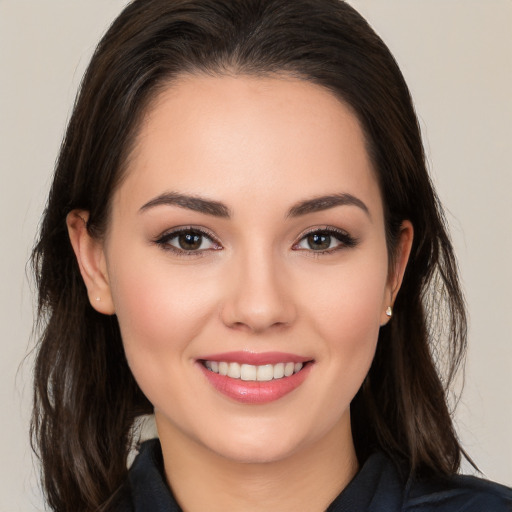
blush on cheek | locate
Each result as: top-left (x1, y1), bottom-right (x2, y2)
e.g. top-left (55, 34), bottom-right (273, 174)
top-left (111, 259), bottom-right (220, 358)
top-left (307, 275), bottom-right (386, 335)
top-left (303, 276), bottom-right (384, 390)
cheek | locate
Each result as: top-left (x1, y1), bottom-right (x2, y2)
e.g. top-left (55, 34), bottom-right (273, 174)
top-left (107, 251), bottom-right (219, 361)
top-left (106, 252), bottom-right (227, 414)
top-left (296, 251), bottom-right (388, 372)
top-left (303, 256), bottom-right (387, 329)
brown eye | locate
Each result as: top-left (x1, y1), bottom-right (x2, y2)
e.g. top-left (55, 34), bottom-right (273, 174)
top-left (294, 228), bottom-right (358, 254)
top-left (306, 233), bottom-right (331, 251)
top-left (155, 228), bottom-right (220, 254)
top-left (178, 232), bottom-right (203, 250)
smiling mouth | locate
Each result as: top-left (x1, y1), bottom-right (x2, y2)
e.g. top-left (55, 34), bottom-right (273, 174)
top-left (202, 360), bottom-right (307, 382)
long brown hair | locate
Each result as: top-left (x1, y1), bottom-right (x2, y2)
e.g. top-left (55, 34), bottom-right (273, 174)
top-left (32, 1), bottom-right (468, 510)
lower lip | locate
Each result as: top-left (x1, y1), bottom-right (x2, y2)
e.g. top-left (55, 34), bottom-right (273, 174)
top-left (198, 363), bottom-right (312, 404)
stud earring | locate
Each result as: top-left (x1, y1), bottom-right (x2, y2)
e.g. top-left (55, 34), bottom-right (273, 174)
top-left (385, 306), bottom-right (393, 317)
top-left (95, 297), bottom-right (101, 302)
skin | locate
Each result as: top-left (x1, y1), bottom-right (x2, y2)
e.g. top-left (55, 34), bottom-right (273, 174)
top-left (68, 75), bottom-right (413, 512)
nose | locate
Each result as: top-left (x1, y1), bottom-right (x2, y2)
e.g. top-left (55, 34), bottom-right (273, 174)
top-left (220, 247), bottom-right (297, 334)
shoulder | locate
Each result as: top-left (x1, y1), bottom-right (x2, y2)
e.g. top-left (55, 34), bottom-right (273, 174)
top-left (113, 438), bottom-right (181, 512)
top-left (404, 471), bottom-right (512, 511)
top-left (108, 483), bottom-right (134, 512)
top-left (328, 452), bottom-right (511, 512)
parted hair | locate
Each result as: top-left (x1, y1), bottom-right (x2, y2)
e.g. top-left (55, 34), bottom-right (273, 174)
top-left (32, 1), bottom-right (469, 510)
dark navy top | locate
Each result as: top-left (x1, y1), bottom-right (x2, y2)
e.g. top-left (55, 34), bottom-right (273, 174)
top-left (115, 439), bottom-right (512, 511)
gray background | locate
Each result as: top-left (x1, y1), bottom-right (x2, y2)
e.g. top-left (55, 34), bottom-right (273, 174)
top-left (1, 1), bottom-right (510, 510)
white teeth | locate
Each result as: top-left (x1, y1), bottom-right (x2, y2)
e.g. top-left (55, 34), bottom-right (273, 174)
top-left (218, 361), bottom-right (228, 376)
top-left (273, 362), bottom-right (284, 379)
top-left (227, 362), bottom-right (241, 379)
top-left (240, 364), bottom-right (257, 381)
top-left (284, 362), bottom-right (294, 377)
top-left (204, 360), bottom-right (305, 381)
top-left (257, 364), bottom-right (274, 382)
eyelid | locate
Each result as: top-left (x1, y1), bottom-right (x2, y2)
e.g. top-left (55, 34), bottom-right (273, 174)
top-left (153, 225), bottom-right (223, 255)
top-left (152, 224), bottom-right (357, 257)
top-left (292, 225), bottom-right (358, 253)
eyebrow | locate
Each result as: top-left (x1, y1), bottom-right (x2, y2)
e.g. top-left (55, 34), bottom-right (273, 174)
top-left (139, 192), bottom-right (231, 218)
top-left (287, 193), bottom-right (370, 218)
top-left (139, 191), bottom-right (369, 219)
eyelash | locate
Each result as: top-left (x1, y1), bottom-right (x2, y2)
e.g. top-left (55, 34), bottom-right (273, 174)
top-left (292, 226), bottom-right (358, 255)
top-left (154, 226), bottom-right (222, 257)
top-left (153, 226), bottom-right (358, 257)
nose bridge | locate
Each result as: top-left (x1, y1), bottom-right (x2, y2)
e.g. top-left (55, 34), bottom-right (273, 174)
top-left (221, 241), bottom-right (295, 333)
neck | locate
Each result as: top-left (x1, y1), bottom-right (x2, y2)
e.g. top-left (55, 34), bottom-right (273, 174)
top-left (156, 412), bottom-right (358, 512)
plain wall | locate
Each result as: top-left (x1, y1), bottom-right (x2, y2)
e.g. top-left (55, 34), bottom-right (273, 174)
top-left (1, 1), bottom-right (510, 510)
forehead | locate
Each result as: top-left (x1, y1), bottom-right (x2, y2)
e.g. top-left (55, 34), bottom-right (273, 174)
top-left (116, 74), bottom-right (382, 218)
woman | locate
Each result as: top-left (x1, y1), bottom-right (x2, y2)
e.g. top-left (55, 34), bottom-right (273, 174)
top-left (31, 0), bottom-right (512, 511)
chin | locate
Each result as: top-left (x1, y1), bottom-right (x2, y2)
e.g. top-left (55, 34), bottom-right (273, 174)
top-left (209, 437), bottom-right (302, 465)
top-left (196, 419), bottom-right (321, 465)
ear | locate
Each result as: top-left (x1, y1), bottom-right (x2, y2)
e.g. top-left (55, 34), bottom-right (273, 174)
top-left (66, 210), bottom-right (115, 315)
top-left (381, 220), bottom-right (414, 325)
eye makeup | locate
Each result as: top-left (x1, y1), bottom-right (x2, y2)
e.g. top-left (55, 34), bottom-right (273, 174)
top-left (153, 223), bottom-right (358, 259)
top-left (153, 226), bottom-right (222, 257)
top-left (293, 226), bottom-right (359, 255)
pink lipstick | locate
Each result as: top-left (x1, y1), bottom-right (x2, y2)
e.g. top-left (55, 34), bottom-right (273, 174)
top-left (197, 351), bottom-right (313, 404)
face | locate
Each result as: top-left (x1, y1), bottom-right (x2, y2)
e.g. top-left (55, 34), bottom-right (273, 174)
top-left (74, 75), bottom-right (410, 464)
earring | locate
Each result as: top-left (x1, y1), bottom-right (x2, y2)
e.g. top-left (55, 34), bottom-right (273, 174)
top-left (385, 306), bottom-right (393, 317)
top-left (95, 297), bottom-right (101, 302)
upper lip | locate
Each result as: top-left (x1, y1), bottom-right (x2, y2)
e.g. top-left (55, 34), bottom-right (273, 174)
top-left (198, 351), bottom-right (313, 366)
